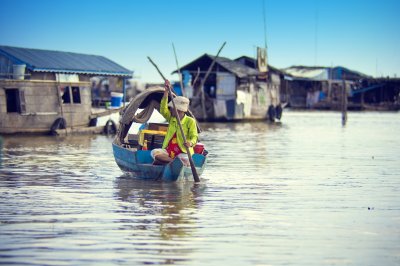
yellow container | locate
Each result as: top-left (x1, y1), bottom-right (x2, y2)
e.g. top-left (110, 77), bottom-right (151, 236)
top-left (138, 129), bottom-right (167, 147)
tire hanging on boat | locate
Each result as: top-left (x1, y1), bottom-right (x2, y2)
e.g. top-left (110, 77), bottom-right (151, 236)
top-left (104, 119), bottom-right (117, 135)
top-left (275, 104), bottom-right (283, 120)
top-left (89, 117), bottom-right (97, 127)
top-left (50, 117), bottom-right (67, 135)
top-left (267, 105), bottom-right (276, 122)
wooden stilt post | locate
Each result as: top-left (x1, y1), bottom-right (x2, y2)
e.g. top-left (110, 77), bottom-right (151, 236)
top-left (361, 92), bottom-right (365, 109)
top-left (342, 78), bottom-right (348, 125)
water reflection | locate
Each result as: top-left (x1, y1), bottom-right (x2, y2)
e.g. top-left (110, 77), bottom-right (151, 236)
top-left (114, 176), bottom-right (206, 264)
top-left (0, 135), bottom-right (115, 186)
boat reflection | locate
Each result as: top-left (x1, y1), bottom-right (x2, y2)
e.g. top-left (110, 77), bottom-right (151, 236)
top-left (114, 176), bottom-right (206, 263)
top-left (114, 176), bottom-right (205, 240)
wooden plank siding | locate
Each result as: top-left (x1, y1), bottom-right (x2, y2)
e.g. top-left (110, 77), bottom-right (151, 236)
top-left (0, 79), bottom-right (91, 133)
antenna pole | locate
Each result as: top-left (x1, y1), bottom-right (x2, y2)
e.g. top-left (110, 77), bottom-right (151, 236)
top-left (262, 0), bottom-right (268, 50)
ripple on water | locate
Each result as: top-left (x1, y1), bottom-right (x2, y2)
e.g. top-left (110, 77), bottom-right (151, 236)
top-left (1, 112), bottom-right (400, 265)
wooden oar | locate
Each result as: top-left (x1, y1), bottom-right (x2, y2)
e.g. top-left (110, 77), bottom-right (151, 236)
top-left (147, 56), bottom-right (200, 183)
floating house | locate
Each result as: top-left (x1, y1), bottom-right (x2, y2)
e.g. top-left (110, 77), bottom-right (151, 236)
top-left (174, 54), bottom-right (283, 121)
top-left (235, 55), bottom-right (288, 104)
top-left (283, 66), bottom-right (369, 109)
top-left (0, 45), bottom-right (133, 134)
top-left (348, 77), bottom-right (400, 110)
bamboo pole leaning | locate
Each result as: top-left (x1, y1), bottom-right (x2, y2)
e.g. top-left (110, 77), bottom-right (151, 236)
top-left (198, 42), bottom-right (227, 119)
top-left (172, 43), bottom-right (186, 97)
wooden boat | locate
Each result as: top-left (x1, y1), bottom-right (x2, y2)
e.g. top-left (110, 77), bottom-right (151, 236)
top-left (112, 87), bottom-right (207, 182)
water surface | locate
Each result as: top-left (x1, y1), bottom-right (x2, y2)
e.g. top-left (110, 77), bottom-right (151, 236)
top-left (1, 111), bottom-right (399, 265)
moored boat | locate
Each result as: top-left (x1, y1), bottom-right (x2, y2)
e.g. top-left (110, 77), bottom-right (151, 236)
top-left (112, 87), bottom-right (207, 181)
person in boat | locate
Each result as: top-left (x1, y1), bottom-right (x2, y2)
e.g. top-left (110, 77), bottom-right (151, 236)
top-left (151, 80), bottom-right (198, 165)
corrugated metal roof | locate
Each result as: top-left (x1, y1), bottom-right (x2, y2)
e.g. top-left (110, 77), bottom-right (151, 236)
top-left (283, 66), bottom-right (369, 80)
top-left (0, 45), bottom-right (133, 77)
top-left (213, 55), bottom-right (259, 78)
top-left (234, 55), bottom-right (285, 75)
top-left (174, 54), bottom-right (259, 78)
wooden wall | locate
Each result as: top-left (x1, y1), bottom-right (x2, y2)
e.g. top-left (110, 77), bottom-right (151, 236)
top-left (0, 80), bottom-right (91, 133)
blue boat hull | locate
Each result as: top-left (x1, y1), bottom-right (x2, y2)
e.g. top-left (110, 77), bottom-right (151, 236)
top-left (112, 143), bottom-right (207, 182)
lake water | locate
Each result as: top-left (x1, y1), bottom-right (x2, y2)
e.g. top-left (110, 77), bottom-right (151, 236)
top-left (1, 111), bottom-right (399, 265)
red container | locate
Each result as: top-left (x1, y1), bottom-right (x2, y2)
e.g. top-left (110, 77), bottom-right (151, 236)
top-left (194, 143), bottom-right (205, 154)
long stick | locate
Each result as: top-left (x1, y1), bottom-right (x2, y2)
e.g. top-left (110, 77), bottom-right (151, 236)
top-left (172, 43), bottom-right (186, 97)
top-left (192, 67), bottom-right (201, 88)
top-left (147, 56), bottom-right (200, 182)
top-left (199, 41), bottom-right (227, 119)
top-left (55, 81), bottom-right (67, 135)
top-left (341, 75), bottom-right (348, 126)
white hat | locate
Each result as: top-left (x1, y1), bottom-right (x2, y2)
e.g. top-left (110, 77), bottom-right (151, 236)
top-left (168, 96), bottom-right (190, 112)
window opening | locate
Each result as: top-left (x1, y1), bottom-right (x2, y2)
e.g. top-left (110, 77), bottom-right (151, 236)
top-left (71, 87), bottom-right (81, 103)
top-left (5, 89), bottom-right (25, 113)
top-left (62, 86), bottom-right (71, 103)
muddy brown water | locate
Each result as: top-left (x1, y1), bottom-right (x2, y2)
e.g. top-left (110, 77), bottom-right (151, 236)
top-left (1, 111), bottom-right (399, 265)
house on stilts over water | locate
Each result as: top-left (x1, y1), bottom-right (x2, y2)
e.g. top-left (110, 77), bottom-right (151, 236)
top-left (0, 45), bottom-right (133, 135)
top-left (173, 52), bottom-right (284, 122)
top-left (283, 65), bottom-right (400, 111)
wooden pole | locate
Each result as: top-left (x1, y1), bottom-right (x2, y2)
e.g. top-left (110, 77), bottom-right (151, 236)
top-left (122, 77), bottom-right (126, 108)
top-left (192, 67), bottom-right (201, 90)
top-left (199, 42), bottom-right (227, 119)
top-left (56, 82), bottom-right (67, 135)
top-left (342, 78), bottom-right (348, 125)
top-left (172, 43), bottom-right (186, 97)
top-left (361, 92), bottom-right (365, 109)
top-left (147, 56), bottom-right (200, 182)
top-left (0, 135), bottom-right (3, 166)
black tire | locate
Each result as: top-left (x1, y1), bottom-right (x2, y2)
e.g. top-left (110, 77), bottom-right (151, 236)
top-left (104, 119), bottom-right (117, 135)
top-left (267, 105), bottom-right (276, 122)
top-left (50, 117), bottom-right (67, 135)
top-left (89, 118), bottom-right (97, 127)
top-left (275, 104), bottom-right (283, 120)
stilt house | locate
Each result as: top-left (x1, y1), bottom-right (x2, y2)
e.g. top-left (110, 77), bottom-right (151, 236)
top-left (174, 54), bottom-right (282, 121)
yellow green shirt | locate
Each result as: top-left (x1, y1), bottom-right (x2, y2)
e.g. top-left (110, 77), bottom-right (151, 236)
top-left (160, 96), bottom-right (198, 154)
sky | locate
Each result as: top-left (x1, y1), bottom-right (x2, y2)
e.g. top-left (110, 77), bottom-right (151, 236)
top-left (1, 0), bottom-right (399, 82)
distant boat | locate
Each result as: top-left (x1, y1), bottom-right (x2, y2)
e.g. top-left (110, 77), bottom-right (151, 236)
top-left (112, 87), bottom-right (207, 181)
